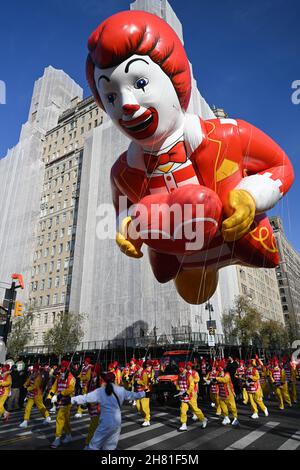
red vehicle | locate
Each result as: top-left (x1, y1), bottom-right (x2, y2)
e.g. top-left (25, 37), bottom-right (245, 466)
top-left (155, 351), bottom-right (194, 401)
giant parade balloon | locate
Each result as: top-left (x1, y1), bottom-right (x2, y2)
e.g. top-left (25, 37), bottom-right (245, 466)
top-left (86, 10), bottom-right (294, 305)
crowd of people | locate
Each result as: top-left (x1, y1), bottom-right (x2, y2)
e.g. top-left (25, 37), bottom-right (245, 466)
top-left (0, 353), bottom-right (299, 450)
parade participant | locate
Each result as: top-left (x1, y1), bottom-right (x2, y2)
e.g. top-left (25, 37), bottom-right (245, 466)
top-left (129, 359), bottom-right (137, 381)
top-left (226, 357), bottom-right (239, 397)
top-left (176, 362), bottom-right (208, 431)
top-left (152, 359), bottom-right (161, 384)
top-left (19, 363), bottom-right (51, 428)
top-left (134, 359), bottom-right (151, 426)
top-left (255, 356), bottom-right (270, 399)
top-left (200, 358), bottom-right (208, 379)
top-left (187, 361), bottom-right (200, 420)
top-left (244, 360), bottom-right (268, 419)
top-left (49, 360), bottom-right (76, 448)
top-left (215, 363), bottom-right (239, 426)
top-left (128, 358), bottom-right (138, 405)
top-left (0, 364), bottom-right (12, 421)
top-left (122, 363), bottom-right (131, 390)
top-left (16, 360), bottom-right (28, 409)
top-left (235, 359), bottom-right (248, 403)
top-left (283, 356), bottom-right (297, 403)
top-left (204, 361), bottom-right (221, 416)
top-left (113, 361), bottom-right (122, 385)
top-left (269, 358), bottom-right (292, 410)
top-left (7, 364), bottom-right (21, 412)
top-left (71, 371), bottom-right (145, 450)
top-left (41, 364), bottom-right (50, 403)
top-left (107, 362), bottom-right (120, 385)
top-left (84, 364), bottom-right (102, 449)
top-left (48, 365), bottom-right (59, 414)
top-left (199, 357), bottom-right (208, 400)
top-left (187, 362), bottom-right (200, 392)
top-left (75, 357), bottom-right (92, 418)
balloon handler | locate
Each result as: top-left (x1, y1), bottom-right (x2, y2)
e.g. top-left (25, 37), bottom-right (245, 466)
top-left (86, 10), bottom-right (294, 305)
top-left (244, 360), bottom-right (268, 419)
top-left (0, 364), bottom-right (12, 422)
top-left (48, 360), bottom-right (76, 448)
top-left (19, 363), bottom-right (51, 428)
top-left (215, 363), bottom-right (239, 426)
top-left (174, 362), bottom-right (208, 431)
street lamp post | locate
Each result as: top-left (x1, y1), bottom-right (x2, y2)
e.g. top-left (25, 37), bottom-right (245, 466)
top-left (206, 302), bottom-right (214, 323)
top-left (205, 302), bottom-right (215, 357)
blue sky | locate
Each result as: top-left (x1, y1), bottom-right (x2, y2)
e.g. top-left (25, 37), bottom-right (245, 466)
top-left (0, 0), bottom-right (299, 251)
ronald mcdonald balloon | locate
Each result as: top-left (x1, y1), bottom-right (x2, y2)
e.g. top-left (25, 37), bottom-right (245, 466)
top-left (86, 10), bottom-right (294, 305)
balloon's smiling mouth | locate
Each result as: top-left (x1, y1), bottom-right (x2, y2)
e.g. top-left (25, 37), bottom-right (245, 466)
top-left (119, 107), bottom-right (158, 139)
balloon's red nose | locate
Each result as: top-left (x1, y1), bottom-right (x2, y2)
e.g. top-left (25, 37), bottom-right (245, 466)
top-left (122, 104), bottom-right (140, 116)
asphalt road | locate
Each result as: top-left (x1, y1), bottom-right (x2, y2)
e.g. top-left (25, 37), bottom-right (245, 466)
top-left (0, 393), bottom-right (299, 451)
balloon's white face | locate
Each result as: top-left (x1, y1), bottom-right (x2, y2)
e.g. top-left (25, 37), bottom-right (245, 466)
top-left (94, 54), bottom-right (184, 149)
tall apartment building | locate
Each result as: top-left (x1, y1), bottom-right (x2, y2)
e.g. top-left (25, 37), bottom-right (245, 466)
top-left (28, 97), bottom-right (103, 345)
top-left (237, 266), bottom-right (284, 323)
top-left (270, 216), bottom-right (300, 337)
top-left (0, 66), bottom-right (82, 306)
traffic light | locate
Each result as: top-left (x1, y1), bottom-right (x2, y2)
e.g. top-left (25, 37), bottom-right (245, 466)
top-left (11, 273), bottom-right (24, 289)
top-left (14, 301), bottom-right (23, 317)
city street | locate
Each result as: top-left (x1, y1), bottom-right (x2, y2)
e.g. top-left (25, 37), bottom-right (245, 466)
top-left (1, 394), bottom-right (299, 451)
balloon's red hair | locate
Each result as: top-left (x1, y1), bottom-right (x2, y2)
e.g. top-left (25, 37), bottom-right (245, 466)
top-left (86, 10), bottom-right (191, 111)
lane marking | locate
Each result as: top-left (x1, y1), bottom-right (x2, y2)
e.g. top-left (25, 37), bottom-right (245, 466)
top-left (225, 421), bottom-right (280, 450)
top-left (178, 426), bottom-right (233, 450)
top-left (278, 430), bottom-right (300, 450)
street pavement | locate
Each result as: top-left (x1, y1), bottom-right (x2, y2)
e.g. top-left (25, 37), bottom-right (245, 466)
top-left (0, 394), bottom-right (299, 451)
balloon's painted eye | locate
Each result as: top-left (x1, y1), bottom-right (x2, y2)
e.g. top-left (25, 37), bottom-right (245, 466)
top-left (134, 77), bottom-right (149, 92)
top-left (107, 93), bottom-right (117, 104)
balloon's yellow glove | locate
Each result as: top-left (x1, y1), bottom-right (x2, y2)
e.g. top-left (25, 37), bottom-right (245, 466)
top-left (222, 189), bottom-right (256, 242)
top-left (116, 216), bottom-right (143, 259)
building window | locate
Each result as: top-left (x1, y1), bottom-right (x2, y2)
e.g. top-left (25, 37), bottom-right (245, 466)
top-left (241, 284), bottom-right (247, 295)
top-left (53, 293), bottom-right (58, 304)
top-left (48, 278), bottom-right (52, 289)
top-left (57, 259), bottom-right (61, 271)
